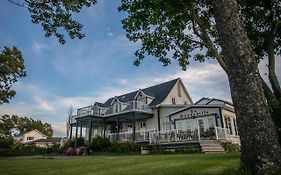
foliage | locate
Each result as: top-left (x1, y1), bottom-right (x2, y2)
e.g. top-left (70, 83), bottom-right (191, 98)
top-left (238, 0), bottom-right (281, 62)
top-left (90, 136), bottom-right (111, 152)
top-left (23, 0), bottom-right (97, 44)
top-left (0, 143), bottom-right (61, 157)
top-left (61, 138), bottom-right (85, 153)
top-left (0, 46), bottom-right (26, 104)
top-left (221, 142), bottom-right (240, 153)
top-left (66, 146), bottom-right (87, 156)
top-left (0, 136), bottom-right (14, 149)
top-left (88, 136), bottom-right (140, 153)
top-left (0, 115), bottom-right (53, 137)
top-left (269, 99), bottom-right (281, 143)
top-left (107, 141), bottom-right (140, 153)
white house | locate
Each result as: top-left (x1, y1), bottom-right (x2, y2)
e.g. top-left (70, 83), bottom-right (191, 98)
top-left (33, 137), bottom-right (62, 148)
top-left (14, 129), bottom-right (47, 144)
top-left (70, 78), bottom-right (240, 147)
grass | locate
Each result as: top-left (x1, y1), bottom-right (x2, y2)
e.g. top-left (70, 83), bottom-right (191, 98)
top-left (0, 153), bottom-right (240, 175)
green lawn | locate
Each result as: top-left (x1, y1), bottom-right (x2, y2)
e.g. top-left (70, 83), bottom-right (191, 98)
top-left (0, 153), bottom-right (240, 175)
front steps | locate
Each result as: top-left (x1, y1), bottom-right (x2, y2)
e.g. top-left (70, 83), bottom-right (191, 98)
top-left (200, 140), bottom-right (225, 153)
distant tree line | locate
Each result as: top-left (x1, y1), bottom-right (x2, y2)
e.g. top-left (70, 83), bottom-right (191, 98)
top-left (0, 114), bottom-right (53, 137)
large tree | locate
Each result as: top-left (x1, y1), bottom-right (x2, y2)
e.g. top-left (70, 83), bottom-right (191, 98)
top-left (0, 46), bottom-right (26, 104)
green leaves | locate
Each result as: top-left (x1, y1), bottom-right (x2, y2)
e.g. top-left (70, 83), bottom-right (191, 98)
top-left (27, 0), bottom-right (97, 44)
top-left (0, 46), bottom-right (26, 104)
top-left (119, 0), bottom-right (217, 69)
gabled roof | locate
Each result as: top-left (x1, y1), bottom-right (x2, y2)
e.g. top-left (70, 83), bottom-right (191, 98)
top-left (167, 105), bottom-right (222, 117)
top-left (14, 129), bottom-right (46, 138)
top-left (33, 137), bottom-right (61, 143)
top-left (97, 78), bottom-right (180, 107)
top-left (195, 97), bottom-right (233, 106)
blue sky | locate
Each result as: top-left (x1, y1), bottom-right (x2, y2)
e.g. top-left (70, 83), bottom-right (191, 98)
top-left (1, 1), bottom-right (280, 136)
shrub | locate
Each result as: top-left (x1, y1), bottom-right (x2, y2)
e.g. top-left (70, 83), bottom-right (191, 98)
top-left (66, 147), bottom-right (76, 156)
top-left (90, 136), bottom-right (111, 152)
top-left (107, 142), bottom-right (140, 153)
top-left (61, 138), bottom-right (85, 153)
top-left (221, 142), bottom-right (240, 153)
top-left (0, 136), bottom-right (14, 148)
top-left (66, 146), bottom-right (87, 156)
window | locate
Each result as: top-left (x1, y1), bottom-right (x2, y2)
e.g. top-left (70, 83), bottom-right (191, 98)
top-left (172, 98), bottom-right (176, 104)
top-left (185, 120), bottom-right (191, 130)
top-left (162, 122), bottom-right (170, 131)
top-left (233, 119), bottom-right (238, 135)
top-left (140, 122), bottom-right (146, 129)
top-left (208, 117), bottom-right (215, 128)
top-left (198, 119), bottom-right (204, 130)
top-left (224, 116), bottom-right (233, 135)
top-left (27, 137), bottom-right (34, 141)
top-left (176, 121), bottom-right (182, 130)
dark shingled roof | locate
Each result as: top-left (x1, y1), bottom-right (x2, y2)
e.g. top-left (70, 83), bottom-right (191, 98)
top-left (96, 78), bottom-right (179, 107)
top-left (33, 137), bottom-right (61, 143)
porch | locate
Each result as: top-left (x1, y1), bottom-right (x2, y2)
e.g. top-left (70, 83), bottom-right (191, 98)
top-left (106, 127), bottom-right (240, 145)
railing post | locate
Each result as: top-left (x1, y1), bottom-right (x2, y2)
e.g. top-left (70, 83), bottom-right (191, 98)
top-left (215, 127), bottom-right (219, 140)
top-left (88, 119), bottom-right (92, 146)
top-left (133, 112), bottom-right (136, 141)
top-left (116, 117), bottom-right (119, 141)
top-left (224, 128), bottom-right (227, 140)
top-left (197, 125), bottom-right (201, 141)
top-left (69, 124), bottom-right (73, 140)
top-left (75, 122), bottom-right (78, 148)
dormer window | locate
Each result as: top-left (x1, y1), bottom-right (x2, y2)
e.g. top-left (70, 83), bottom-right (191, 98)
top-left (172, 98), bottom-right (176, 104)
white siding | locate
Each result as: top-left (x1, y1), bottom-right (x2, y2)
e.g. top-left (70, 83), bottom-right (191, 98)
top-left (161, 80), bottom-right (192, 105)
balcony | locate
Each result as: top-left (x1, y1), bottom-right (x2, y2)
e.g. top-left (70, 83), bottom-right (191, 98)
top-left (71, 101), bottom-right (153, 122)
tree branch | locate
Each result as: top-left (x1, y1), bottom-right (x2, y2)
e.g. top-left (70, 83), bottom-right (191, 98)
top-left (189, 4), bottom-right (228, 73)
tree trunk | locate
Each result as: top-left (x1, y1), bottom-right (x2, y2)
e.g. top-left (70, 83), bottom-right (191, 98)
top-left (260, 74), bottom-right (276, 102)
top-left (211, 0), bottom-right (281, 174)
top-left (267, 34), bottom-right (281, 99)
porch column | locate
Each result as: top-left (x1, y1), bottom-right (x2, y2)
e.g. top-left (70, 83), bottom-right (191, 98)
top-left (80, 125), bottom-right (83, 138)
top-left (69, 124), bottom-right (73, 139)
top-left (88, 119), bottom-right (93, 146)
top-left (116, 117), bottom-right (119, 141)
top-left (75, 122), bottom-right (78, 147)
top-left (133, 112), bottom-right (136, 140)
top-left (103, 119), bottom-right (106, 138)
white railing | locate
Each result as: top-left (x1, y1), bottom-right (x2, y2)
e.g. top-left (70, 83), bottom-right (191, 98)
top-left (107, 129), bottom-right (157, 142)
top-left (100, 127), bottom-right (240, 144)
top-left (71, 101), bottom-right (153, 123)
top-left (215, 127), bottom-right (231, 141)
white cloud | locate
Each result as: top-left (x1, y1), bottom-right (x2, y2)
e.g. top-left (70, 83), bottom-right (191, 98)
top-left (107, 32), bottom-right (113, 37)
top-left (32, 41), bottom-right (49, 54)
top-left (93, 62), bottom-right (231, 103)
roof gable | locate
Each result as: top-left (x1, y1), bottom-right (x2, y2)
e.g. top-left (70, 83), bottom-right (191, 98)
top-left (96, 78), bottom-right (180, 107)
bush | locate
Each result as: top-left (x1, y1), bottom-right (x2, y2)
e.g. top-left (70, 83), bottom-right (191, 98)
top-left (66, 146), bottom-right (87, 156)
top-left (107, 142), bottom-right (140, 153)
top-left (0, 136), bottom-right (14, 148)
top-left (61, 138), bottom-right (85, 153)
top-left (90, 136), bottom-right (111, 152)
top-left (221, 142), bottom-right (240, 153)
